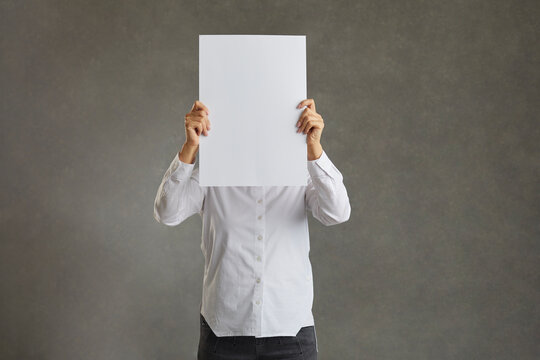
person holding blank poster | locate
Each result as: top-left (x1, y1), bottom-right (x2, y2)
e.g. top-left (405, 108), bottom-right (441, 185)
top-left (153, 35), bottom-right (351, 360)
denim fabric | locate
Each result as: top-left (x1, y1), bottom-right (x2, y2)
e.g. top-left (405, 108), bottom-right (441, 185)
top-left (198, 313), bottom-right (318, 360)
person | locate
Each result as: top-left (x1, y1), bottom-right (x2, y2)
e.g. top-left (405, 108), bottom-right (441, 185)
top-left (153, 99), bottom-right (351, 359)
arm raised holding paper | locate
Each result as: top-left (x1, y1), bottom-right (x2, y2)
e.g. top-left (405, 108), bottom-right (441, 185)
top-left (178, 100), bottom-right (212, 164)
top-left (297, 98), bottom-right (351, 226)
top-left (296, 98), bottom-right (324, 161)
top-left (153, 100), bottom-right (210, 226)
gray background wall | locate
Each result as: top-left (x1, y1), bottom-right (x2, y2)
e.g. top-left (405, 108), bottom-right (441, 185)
top-left (1, 0), bottom-right (538, 359)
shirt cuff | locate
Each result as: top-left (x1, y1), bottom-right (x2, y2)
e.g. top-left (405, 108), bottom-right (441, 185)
top-left (307, 150), bottom-right (333, 178)
top-left (170, 152), bottom-right (196, 181)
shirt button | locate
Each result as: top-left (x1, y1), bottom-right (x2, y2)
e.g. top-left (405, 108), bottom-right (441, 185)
top-left (257, 215), bottom-right (262, 220)
top-left (256, 256), bottom-right (261, 262)
top-left (256, 300), bottom-right (260, 305)
top-left (257, 199), bottom-right (263, 204)
top-left (256, 278), bottom-right (261, 283)
top-left (257, 235), bottom-right (263, 240)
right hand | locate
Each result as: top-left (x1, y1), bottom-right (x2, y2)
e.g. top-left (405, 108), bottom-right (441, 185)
top-left (184, 100), bottom-right (211, 146)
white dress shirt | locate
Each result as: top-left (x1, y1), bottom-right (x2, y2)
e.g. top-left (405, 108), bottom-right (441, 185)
top-left (153, 149), bottom-right (351, 337)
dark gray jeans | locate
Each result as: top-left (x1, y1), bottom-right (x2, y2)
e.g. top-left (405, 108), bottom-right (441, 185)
top-left (198, 313), bottom-right (318, 360)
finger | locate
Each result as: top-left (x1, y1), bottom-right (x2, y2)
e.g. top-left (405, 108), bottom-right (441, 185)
top-left (202, 118), bottom-right (210, 136)
top-left (297, 98), bottom-right (313, 109)
top-left (295, 110), bottom-right (310, 128)
top-left (194, 114), bottom-right (211, 131)
top-left (304, 123), bottom-right (313, 135)
top-left (189, 113), bottom-right (210, 130)
top-left (296, 115), bottom-right (307, 133)
top-left (296, 98), bottom-right (316, 112)
top-left (189, 112), bottom-right (206, 120)
top-left (304, 120), bottom-right (320, 134)
top-left (191, 115), bottom-right (210, 136)
top-left (302, 118), bottom-right (322, 134)
top-left (298, 118), bottom-right (314, 134)
top-left (297, 113), bottom-right (315, 133)
top-left (194, 100), bottom-right (210, 115)
top-left (187, 119), bottom-right (202, 135)
top-left (195, 123), bottom-right (202, 136)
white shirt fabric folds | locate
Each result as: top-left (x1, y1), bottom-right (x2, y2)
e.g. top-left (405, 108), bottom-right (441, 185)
top-left (153, 150), bottom-right (351, 337)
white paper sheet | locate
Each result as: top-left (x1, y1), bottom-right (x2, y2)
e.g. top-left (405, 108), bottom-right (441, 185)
top-left (198, 35), bottom-right (308, 186)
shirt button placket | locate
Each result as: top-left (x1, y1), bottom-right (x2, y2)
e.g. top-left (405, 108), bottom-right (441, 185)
top-left (254, 188), bottom-right (265, 335)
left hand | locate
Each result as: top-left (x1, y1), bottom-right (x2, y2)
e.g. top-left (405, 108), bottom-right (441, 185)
top-left (296, 98), bottom-right (324, 145)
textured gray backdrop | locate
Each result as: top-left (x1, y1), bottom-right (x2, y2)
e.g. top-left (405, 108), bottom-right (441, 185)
top-left (1, 1), bottom-right (539, 359)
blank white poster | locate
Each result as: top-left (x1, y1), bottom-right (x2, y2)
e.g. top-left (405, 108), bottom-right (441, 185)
top-left (198, 35), bottom-right (308, 186)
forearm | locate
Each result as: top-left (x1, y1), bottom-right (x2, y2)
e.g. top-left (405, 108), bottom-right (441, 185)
top-left (179, 142), bottom-right (199, 164)
top-left (307, 142), bottom-right (323, 161)
top-left (154, 151), bottom-right (204, 226)
top-left (309, 175), bottom-right (351, 225)
top-left (306, 150), bottom-right (351, 225)
top-left (154, 179), bottom-right (183, 224)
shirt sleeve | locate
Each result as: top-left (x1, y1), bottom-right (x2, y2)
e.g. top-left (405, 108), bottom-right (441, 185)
top-left (305, 150), bottom-right (351, 226)
top-left (153, 152), bottom-right (205, 226)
